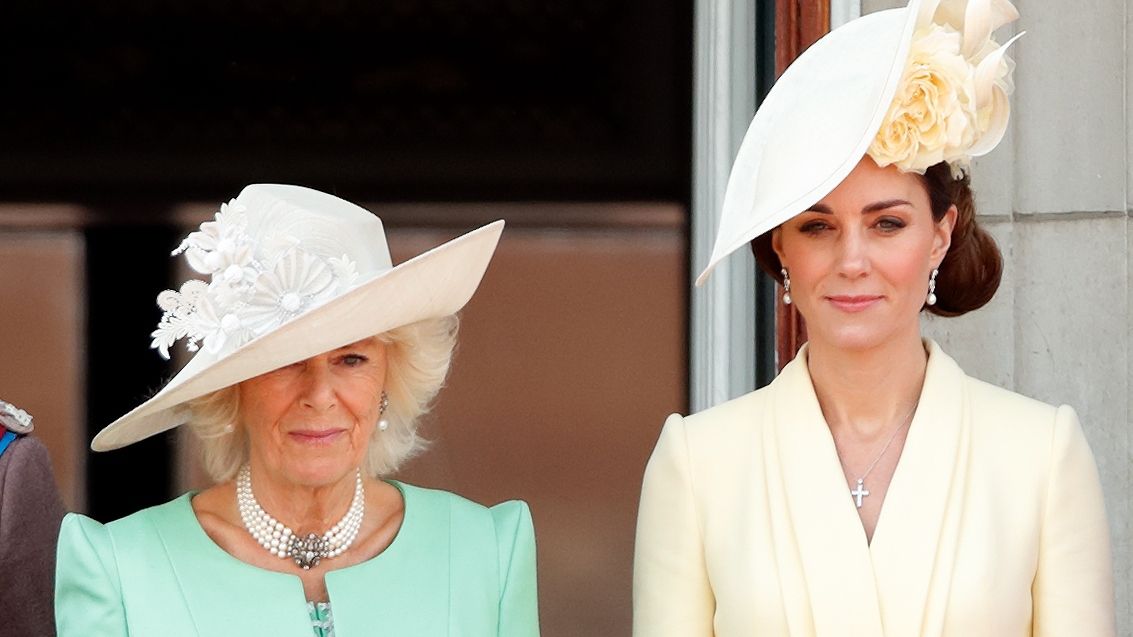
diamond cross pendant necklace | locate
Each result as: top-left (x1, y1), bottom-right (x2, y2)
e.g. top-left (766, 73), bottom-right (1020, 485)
top-left (845, 403), bottom-right (918, 509)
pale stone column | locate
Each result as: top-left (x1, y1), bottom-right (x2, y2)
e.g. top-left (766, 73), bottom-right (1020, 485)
top-left (689, 0), bottom-right (758, 411)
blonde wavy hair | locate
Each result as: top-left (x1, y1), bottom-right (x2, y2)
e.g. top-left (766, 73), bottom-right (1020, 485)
top-left (186, 315), bottom-right (459, 482)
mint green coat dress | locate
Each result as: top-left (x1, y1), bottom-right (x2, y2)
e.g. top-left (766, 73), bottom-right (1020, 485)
top-left (55, 482), bottom-right (539, 636)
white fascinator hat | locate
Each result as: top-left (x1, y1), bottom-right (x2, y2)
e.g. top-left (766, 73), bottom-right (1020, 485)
top-left (92, 184), bottom-right (504, 451)
top-left (697, 0), bottom-right (1022, 286)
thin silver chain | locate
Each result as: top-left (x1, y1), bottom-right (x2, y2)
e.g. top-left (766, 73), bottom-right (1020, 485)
top-left (846, 402), bottom-right (918, 483)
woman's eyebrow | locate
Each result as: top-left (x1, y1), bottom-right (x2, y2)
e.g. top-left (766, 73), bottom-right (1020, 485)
top-left (862, 199), bottom-right (912, 213)
top-left (804, 199), bottom-right (911, 214)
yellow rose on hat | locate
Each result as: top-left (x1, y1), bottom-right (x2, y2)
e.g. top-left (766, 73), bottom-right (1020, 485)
top-left (869, 0), bottom-right (1022, 177)
top-left (870, 23), bottom-right (976, 174)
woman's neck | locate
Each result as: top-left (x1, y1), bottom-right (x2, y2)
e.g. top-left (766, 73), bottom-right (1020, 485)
top-left (245, 463), bottom-right (363, 533)
top-left (805, 332), bottom-right (928, 439)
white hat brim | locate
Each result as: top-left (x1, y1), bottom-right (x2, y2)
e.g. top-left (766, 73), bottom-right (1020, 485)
top-left (92, 220), bottom-right (504, 451)
top-left (695, 3), bottom-right (921, 286)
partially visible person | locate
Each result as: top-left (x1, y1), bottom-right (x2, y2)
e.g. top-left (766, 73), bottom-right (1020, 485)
top-left (0, 399), bottom-right (66, 637)
top-left (55, 185), bottom-right (538, 636)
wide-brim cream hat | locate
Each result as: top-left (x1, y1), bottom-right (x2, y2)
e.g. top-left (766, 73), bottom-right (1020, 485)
top-left (92, 184), bottom-right (504, 451)
top-left (697, 0), bottom-right (1021, 286)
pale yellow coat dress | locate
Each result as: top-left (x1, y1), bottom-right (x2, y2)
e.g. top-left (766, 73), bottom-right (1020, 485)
top-left (633, 341), bottom-right (1114, 636)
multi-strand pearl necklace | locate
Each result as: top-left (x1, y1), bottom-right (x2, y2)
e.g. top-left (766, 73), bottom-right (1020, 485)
top-left (235, 464), bottom-right (365, 570)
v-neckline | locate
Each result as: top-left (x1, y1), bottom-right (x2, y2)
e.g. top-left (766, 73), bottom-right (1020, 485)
top-left (767, 339), bottom-right (971, 635)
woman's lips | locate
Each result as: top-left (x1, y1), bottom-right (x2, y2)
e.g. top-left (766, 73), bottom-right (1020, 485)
top-left (825, 295), bottom-right (883, 313)
top-left (288, 429), bottom-right (346, 445)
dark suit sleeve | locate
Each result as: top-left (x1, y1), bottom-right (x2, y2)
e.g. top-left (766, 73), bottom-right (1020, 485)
top-left (0, 436), bottom-right (66, 637)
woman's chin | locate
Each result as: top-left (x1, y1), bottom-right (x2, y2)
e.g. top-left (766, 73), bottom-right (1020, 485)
top-left (275, 456), bottom-right (361, 489)
top-left (810, 325), bottom-right (894, 353)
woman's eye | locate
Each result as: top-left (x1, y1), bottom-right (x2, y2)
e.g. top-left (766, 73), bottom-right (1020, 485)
top-left (341, 354), bottom-right (369, 366)
top-left (876, 217), bottom-right (906, 231)
top-left (799, 221), bottom-right (830, 234)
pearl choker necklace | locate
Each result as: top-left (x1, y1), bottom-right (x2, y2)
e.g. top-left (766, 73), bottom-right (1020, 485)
top-left (235, 464), bottom-right (365, 570)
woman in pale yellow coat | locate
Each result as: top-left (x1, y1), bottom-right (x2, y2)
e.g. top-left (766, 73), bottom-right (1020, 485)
top-left (633, 1), bottom-right (1115, 636)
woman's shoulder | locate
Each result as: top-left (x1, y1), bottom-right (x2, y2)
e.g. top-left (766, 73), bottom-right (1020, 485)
top-left (63, 494), bottom-right (189, 546)
top-left (959, 370), bottom-right (1074, 440)
top-left (676, 348), bottom-right (816, 438)
top-left (100, 492), bottom-right (194, 535)
top-left (58, 495), bottom-right (195, 582)
top-left (930, 340), bottom-right (1061, 418)
top-left (689, 386), bottom-right (772, 422)
top-left (944, 354), bottom-right (1089, 465)
top-left (962, 373), bottom-right (1059, 413)
top-left (395, 482), bottom-right (532, 534)
top-left (393, 482), bottom-right (534, 575)
top-left (60, 494), bottom-right (195, 556)
top-left (662, 385), bottom-right (772, 449)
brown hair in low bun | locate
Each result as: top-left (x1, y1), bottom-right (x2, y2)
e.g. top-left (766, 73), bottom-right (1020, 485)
top-left (750, 160), bottom-right (1002, 317)
top-left (918, 162), bottom-right (1002, 317)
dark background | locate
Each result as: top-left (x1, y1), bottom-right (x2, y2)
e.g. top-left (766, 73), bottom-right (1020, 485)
top-left (0, 0), bottom-right (690, 204)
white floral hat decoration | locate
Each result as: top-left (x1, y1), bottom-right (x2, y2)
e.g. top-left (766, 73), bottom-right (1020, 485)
top-left (697, 0), bottom-right (1022, 285)
top-left (92, 184), bottom-right (504, 451)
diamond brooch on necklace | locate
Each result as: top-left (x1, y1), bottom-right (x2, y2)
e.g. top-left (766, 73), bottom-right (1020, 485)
top-left (235, 464), bottom-right (365, 570)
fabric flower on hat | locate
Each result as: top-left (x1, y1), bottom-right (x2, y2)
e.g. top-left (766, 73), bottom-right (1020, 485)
top-left (152, 280), bottom-right (211, 359)
top-left (151, 202), bottom-right (358, 361)
top-left (174, 200), bottom-right (253, 276)
top-left (188, 295), bottom-right (251, 356)
top-left (869, 0), bottom-right (1022, 176)
top-left (242, 249), bottom-right (337, 336)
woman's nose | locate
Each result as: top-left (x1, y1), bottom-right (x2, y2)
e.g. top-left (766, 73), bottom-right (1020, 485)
top-left (299, 362), bottom-right (337, 411)
top-left (835, 228), bottom-right (870, 278)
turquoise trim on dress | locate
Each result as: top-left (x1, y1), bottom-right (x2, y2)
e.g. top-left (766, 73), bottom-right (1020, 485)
top-left (307, 601), bottom-right (334, 637)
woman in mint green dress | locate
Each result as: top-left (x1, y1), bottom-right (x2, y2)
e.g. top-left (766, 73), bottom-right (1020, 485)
top-left (55, 185), bottom-right (538, 636)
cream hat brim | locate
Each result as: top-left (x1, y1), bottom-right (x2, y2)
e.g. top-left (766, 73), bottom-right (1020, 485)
top-left (92, 220), bottom-right (504, 452)
top-left (696, 3), bottom-right (920, 286)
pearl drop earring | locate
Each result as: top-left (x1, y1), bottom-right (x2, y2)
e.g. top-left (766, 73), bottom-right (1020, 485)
top-left (781, 268), bottom-right (792, 305)
top-left (926, 268), bottom-right (939, 306)
top-left (377, 390), bottom-right (390, 431)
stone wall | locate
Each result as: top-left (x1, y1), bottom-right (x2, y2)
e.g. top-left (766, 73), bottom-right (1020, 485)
top-left (863, 0), bottom-right (1132, 631)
